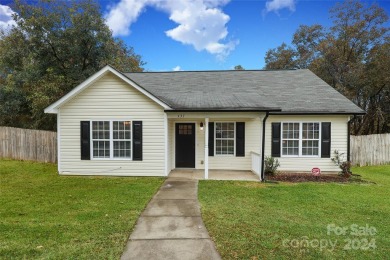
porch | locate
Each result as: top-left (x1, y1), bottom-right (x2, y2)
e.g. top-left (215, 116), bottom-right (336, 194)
top-left (168, 169), bottom-right (260, 181)
top-left (165, 112), bottom-right (266, 181)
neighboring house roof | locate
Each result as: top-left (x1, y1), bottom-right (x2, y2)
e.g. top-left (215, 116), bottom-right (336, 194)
top-left (124, 69), bottom-right (365, 114)
top-left (45, 65), bottom-right (365, 114)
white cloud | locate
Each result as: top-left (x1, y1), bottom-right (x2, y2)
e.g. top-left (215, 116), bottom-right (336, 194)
top-left (160, 0), bottom-right (237, 59)
top-left (105, 0), bottom-right (237, 58)
top-left (263, 0), bottom-right (296, 15)
top-left (105, 0), bottom-right (148, 36)
top-left (172, 66), bottom-right (182, 71)
top-left (0, 5), bottom-right (16, 30)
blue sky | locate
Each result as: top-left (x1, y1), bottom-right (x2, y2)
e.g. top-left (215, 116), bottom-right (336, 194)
top-left (117, 0), bottom-right (338, 71)
top-left (1, 0), bottom-right (389, 71)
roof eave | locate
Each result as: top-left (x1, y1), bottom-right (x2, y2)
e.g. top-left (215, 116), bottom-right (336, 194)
top-left (269, 111), bottom-right (366, 115)
top-left (164, 108), bottom-right (282, 112)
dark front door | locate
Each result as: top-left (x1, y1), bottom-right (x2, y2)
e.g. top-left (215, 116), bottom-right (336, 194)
top-left (175, 123), bottom-right (195, 168)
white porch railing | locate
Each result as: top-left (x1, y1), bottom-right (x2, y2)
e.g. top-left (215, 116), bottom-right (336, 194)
top-left (251, 151), bottom-right (262, 180)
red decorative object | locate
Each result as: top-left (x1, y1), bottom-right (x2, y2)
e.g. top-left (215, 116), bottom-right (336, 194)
top-left (312, 167), bottom-right (321, 176)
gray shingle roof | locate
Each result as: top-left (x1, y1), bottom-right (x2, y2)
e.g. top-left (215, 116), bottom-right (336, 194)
top-left (123, 69), bottom-right (365, 114)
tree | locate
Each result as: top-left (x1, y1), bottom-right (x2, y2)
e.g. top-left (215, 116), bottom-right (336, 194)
top-left (234, 65), bottom-right (245, 70)
top-left (264, 0), bottom-right (389, 134)
top-left (0, 0), bottom-right (144, 130)
top-left (264, 43), bottom-right (297, 69)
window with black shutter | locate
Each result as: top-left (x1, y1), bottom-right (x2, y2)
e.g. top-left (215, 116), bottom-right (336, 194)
top-left (80, 121), bottom-right (90, 160)
top-left (321, 122), bottom-right (331, 158)
top-left (81, 120), bottom-right (141, 160)
top-left (272, 121), bottom-right (331, 158)
top-left (132, 121), bottom-right (143, 161)
top-left (236, 122), bottom-right (245, 157)
top-left (208, 122), bottom-right (214, 156)
top-left (271, 123), bottom-right (281, 157)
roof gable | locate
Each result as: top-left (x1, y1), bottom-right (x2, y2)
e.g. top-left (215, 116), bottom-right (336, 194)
top-left (44, 65), bottom-right (171, 114)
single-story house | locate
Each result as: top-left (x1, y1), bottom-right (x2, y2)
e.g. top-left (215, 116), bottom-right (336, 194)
top-left (45, 65), bottom-right (364, 180)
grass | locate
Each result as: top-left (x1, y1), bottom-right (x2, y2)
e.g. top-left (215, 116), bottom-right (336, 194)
top-left (0, 159), bottom-right (164, 259)
top-left (199, 165), bottom-right (390, 259)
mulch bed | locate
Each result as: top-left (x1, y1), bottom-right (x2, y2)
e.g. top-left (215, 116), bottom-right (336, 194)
top-left (266, 173), bottom-right (366, 183)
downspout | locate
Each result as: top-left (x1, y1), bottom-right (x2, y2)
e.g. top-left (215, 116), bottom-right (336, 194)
top-left (261, 112), bottom-right (269, 182)
top-left (347, 115), bottom-right (356, 162)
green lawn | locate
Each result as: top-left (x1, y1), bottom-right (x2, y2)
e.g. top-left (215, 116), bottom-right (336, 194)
top-left (199, 165), bottom-right (390, 259)
top-left (0, 159), bottom-right (164, 259)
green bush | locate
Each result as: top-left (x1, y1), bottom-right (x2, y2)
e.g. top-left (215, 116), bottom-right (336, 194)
top-left (264, 156), bottom-right (280, 176)
top-left (331, 150), bottom-right (352, 177)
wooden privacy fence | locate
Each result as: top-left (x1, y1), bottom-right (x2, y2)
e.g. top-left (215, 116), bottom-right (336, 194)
top-left (1, 126), bottom-right (389, 166)
top-left (350, 134), bottom-right (390, 166)
top-left (0, 127), bottom-right (57, 163)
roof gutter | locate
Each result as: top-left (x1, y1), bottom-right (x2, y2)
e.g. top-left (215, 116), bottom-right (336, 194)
top-left (261, 111), bottom-right (269, 182)
top-left (268, 112), bottom-right (366, 115)
top-left (164, 109), bottom-right (281, 113)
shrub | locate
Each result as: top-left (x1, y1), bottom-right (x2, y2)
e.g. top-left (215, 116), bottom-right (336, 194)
top-left (331, 150), bottom-right (352, 177)
top-left (264, 156), bottom-right (280, 176)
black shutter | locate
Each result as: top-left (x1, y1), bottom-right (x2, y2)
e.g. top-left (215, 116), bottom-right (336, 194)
top-left (271, 123), bottom-right (281, 157)
top-left (321, 122), bottom-right (331, 158)
top-left (80, 121), bottom-right (90, 160)
top-left (208, 122), bottom-right (214, 156)
top-left (133, 121), bottom-right (143, 161)
top-left (236, 122), bottom-right (245, 157)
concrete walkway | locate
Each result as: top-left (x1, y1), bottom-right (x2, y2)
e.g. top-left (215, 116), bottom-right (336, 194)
top-left (121, 178), bottom-right (221, 260)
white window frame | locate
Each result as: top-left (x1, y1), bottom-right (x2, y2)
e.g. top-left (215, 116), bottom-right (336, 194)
top-left (281, 122), bottom-right (300, 157)
top-left (301, 122), bottom-right (321, 157)
top-left (90, 120), bottom-right (133, 160)
top-left (281, 121), bottom-right (321, 158)
top-left (214, 122), bottom-right (236, 156)
top-left (91, 121), bottom-right (110, 159)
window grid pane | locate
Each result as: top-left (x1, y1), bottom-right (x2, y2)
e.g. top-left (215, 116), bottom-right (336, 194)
top-left (113, 121), bottom-right (131, 158)
top-left (302, 123), bottom-right (319, 156)
top-left (282, 123), bottom-right (299, 156)
top-left (179, 124), bottom-right (192, 135)
top-left (92, 121), bottom-right (110, 158)
top-left (113, 141), bottom-right (131, 158)
top-left (93, 141), bottom-right (110, 158)
top-left (215, 122), bottom-right (235, 155)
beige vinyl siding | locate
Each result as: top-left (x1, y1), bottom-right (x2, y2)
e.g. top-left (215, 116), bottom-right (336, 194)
top-left (209, 118), bottom-right (261, 170)
top-left (168, 113), bottom-right (262, 171)
top-left (59, 72), bottom-right (165, 176)
top-left (265, 115), bottom-right (349, 172)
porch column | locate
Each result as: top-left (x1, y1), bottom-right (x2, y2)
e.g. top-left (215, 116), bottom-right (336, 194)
top-left (259, 116), bottom-right (263, 178)
top-left (164, 113), bottom-right (169, 176)
top-left (204, 117), bottom-right (209, 179)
